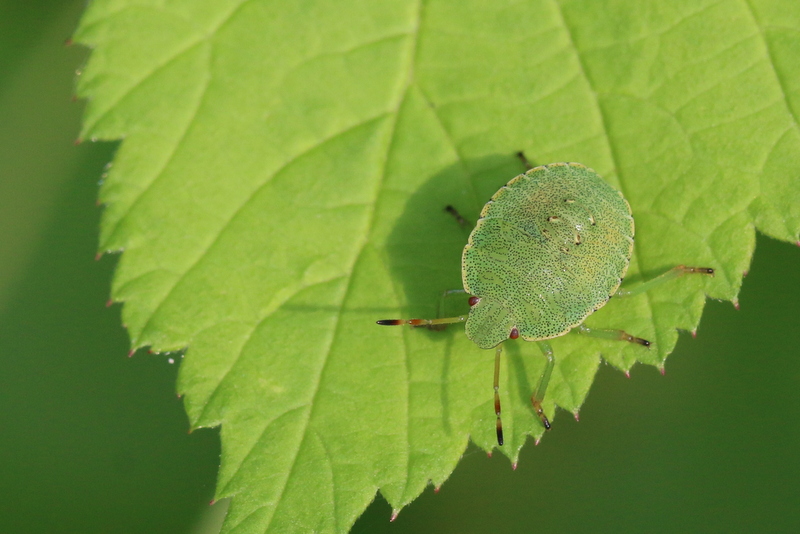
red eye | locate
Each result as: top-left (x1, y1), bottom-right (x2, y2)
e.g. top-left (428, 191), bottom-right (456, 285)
top-left (509, 328), bottom-right (519, 339)
top-left (468, 296), bottom-right (480, 306)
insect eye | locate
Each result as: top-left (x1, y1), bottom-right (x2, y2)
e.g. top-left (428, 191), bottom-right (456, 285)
top-left (468, 296), bottom-right (480, 306)
top-left (509, 327), bottom-right (519, 339)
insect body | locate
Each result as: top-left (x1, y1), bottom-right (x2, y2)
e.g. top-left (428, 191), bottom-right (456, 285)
top-left (463, 162), bottom-right (633, 348)
top-left (378, 162), bottom-right (713, 446)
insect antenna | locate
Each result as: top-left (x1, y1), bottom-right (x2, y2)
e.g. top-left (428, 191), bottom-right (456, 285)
top-left (376, 316), bottom-right (467, 327)
top-left (377, 293), bottom-right (477, 328)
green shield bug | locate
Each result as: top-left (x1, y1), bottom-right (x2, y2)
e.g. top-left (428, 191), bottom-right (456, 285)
top-left (378, 161), bottom-right (714, 446)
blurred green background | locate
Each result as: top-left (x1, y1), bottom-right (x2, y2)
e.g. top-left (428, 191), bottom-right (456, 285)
top-left (2, 1), bottom-right (798, 532)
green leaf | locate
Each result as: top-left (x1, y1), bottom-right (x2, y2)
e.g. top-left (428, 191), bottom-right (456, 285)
top-left (74, 0), bottom-right (800, 532)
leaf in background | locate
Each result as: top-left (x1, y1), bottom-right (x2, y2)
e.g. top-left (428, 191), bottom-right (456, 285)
top-left (74, 0), bottom-right (800, 532)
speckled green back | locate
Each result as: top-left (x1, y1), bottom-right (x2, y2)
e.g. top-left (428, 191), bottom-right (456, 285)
top-left (462, 163), bottom-right (634, 349)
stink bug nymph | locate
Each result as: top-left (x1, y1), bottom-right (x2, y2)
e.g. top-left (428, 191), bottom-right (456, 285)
top-left (378, 161), bottom-right (714, 446)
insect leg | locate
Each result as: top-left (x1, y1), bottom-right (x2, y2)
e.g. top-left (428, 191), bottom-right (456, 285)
top-left (576, 324), bottom-right (650, 347)
top-left (494, 343), bottom-right (504, 446)
top-left (532, 340), bottom-right (554, 431)
top-left (444, 205), bottom-right (470, 228)
top-left (614, 265), bottom-right (714, 298)
top-left (516, 151), bottom-right (533, 170)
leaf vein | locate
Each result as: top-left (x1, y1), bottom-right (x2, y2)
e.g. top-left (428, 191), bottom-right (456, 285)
top-left (742, 0), bottom-right (800, 132)
top-left (551, 0), bottom-right (662, 358)
top-left (102, 42), bottom-right (212, 252)
top-left (134, 113), bottom-right (391, 345)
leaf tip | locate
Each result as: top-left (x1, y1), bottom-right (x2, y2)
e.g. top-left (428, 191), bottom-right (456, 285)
top-left (127, 349), bottom-right (135, 358)
top-left (209, 499), bottom-right (216, 506)
top-left (659, 366), bottom-right (666, 376)
top-left (690, 329), bottom-right (697, 339)
top-left (512, 461), bottom-right (518, 471)
top-left (733, 299), bottom-right (740, 311)
top-left (94, 252), bottom-right (102, 261)
top-left (105, 299), bottom-right (113, 308)
top-left (390, 510), bottom-right (400, 522)
top-left (534, 437), bottom-right (540, 446)
top-left (64, 37), bottom-right (73, 47)
top-left (486, 450), bottom-right (492, 458)
top-left (434, 485), bottom-right (441, 494)
top-left (573, 411), bottom-right (580, 422)
top-left (624, 369), bottom-right (631, 379)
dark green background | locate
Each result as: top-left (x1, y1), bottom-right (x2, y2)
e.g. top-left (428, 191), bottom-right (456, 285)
top-left (2, 2), bottom-right (798, 532)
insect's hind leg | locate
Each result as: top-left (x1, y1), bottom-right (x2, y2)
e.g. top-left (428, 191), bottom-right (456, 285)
top-left (532, 340), bottom-right (555, 431)
top-left (576, 324), bottom-right (651, 347)
top-left (614, 265), bottom-right (714, 298)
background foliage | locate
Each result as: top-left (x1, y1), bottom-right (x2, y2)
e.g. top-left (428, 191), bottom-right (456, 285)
top-left (1, 0), bottom-right (799, 533)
